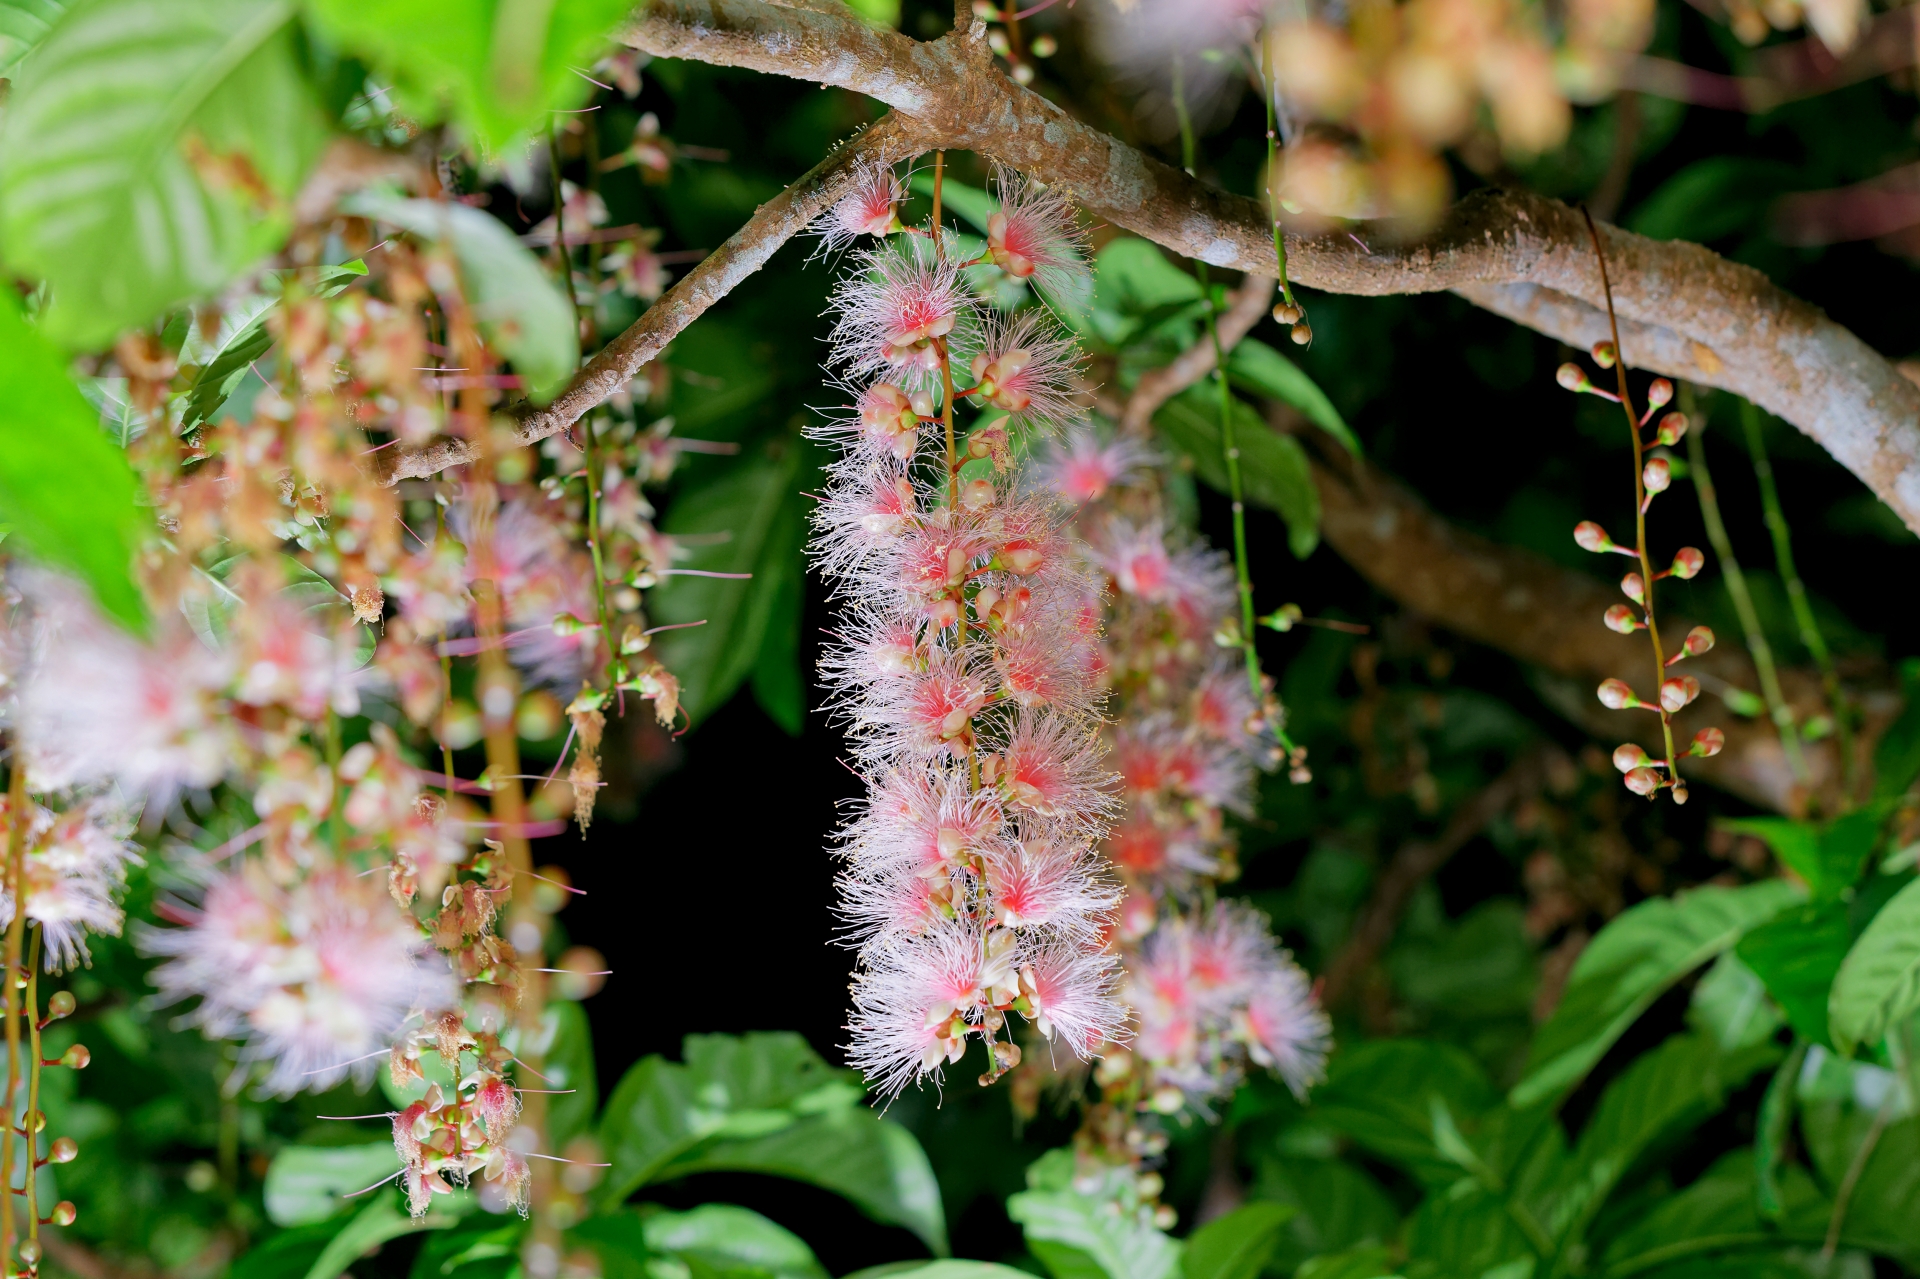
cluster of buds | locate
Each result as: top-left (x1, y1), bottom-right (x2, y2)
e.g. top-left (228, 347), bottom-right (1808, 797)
top-left (814, 165), bottom-right (1130, 1096)
top-left (1559, 342), bottom-right (1724, 804)
top-left (389, 1014), bottom-right (531, 1216)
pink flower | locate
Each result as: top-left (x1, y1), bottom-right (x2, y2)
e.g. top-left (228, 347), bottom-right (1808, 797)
top-left (1020, 941), bottom-right (1126, 1056)
top-left (0, 797), bottom-right (142, 971)
top-left (996, 713), bottom-right (1117, 829)
top-left (967, 312), bottom-right (1083, 431)
top-left (1042, 431), bottom-right (1156, 505)
top-left (982, 839), bottom-right (1116, 932)
top-left (450, 499), bottom-right (598, 686)
top-left (821, 162), bottom-right (905, 251)
top-left (145, 863), bottom-right (457, 1094)
top-left (828, 245), bottom-right (968, 389)
top-left (985, 167), bottom-right (1092, 313)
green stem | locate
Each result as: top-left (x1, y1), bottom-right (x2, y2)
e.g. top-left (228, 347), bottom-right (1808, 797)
top-left (1259, 35), bottom-right (1296, 311)
top-left (1681, 386), bottom-right (1809, 786)
top-left (1741, 400), bottom-right (1855, 803)
top-left (548, 131), bottom-right (584, 342)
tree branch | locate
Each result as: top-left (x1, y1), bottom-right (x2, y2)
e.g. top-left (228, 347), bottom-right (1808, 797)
top-left (1308, 450), bottom-right (1899, 814)
top-left (374, 111), bottom-right (929, 483)
top-left (1120, 274), bottom-right (1274, 434)
top-left (620, 0), bottom-right (1920, 535)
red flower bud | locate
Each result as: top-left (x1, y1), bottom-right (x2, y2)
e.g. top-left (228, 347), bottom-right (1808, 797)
top-left (1689, 726), bottom-right (1725, 757)
top-left (1624, 765), bottom-right (1663, 796)
top-left (1660, 675), bottom-right (1701, 712)
top-left (1656, 412), bottom-right (1689, 446)
top-left (1590, 340), bottom-right (1617, 369)
top-left (1683, 625), bottom-right (1715, 656)
top-left (1669, 547), bottom-right (1704, 579)
top-left (1000, 540), bottom-right (1044, 574)
top-left (1557, 362), bottom-right (1590, 392)
top-left (1642, 457), bottom-right (1671, 495)
top-left (1646, 378), bottom-right (1673, 408)
top-left (49, 1202), bottom-right (76, 1228)
top-left (58, 1044), bottom-right (88, 1069)
top-left (48, 1137), bottom-right (76, 1164)
top-left (1620, 572), bottom-right (1645, 604)
top-left (1574, 520), bottom-right (1615, 553)
top-left (1604, 604), bottom-right (1642, 634)
top-left (1612, 743), bottom-right (1650, 773)
top-left (1597, 678), bottom-right (1639, 709)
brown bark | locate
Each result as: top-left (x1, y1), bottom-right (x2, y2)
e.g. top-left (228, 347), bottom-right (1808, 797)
top-left (614, 0), bottom-right (1920, 535)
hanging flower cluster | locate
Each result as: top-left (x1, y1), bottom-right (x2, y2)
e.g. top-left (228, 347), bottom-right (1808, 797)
top-left (813, 165), bottom-right (1129, 1096)
top-left (1558, 291), bottom-right (1724, 802)
top-left (1041, 428), bottom-right (1331, 1116)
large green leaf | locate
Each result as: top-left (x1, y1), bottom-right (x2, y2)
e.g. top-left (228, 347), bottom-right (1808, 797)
top-left (532, 999), bottom-right (598, 1147)
top-left (1735, 900), bottom-right (1852, 1046)
top-left (303, 0), bottom-right (633, 152)
top-left (1687, 952), bottom-right (1783, 1051)
top-left (0, 294), bottom-right (149, 629)
top-left (1310, 1039), bottom-right (1499, 1188)
top-left (596, 1033), bottom-right (946, 1254)
top-left (0, 0), bottom-right (65, 74)
top-left (1225, 340), bottom-right (1358, 456)
top-left (651, 440), bottom-right (813, 728)
top-left (1511, 881), bottom-right (1800, 1107)
top-left (1400, 1184), bottom-right (1535, 1279)
top-left (346, 192), bottom-right (579, 399)
top-left (1180, 1202), bottom-right (1294, 1279)
top-left (262, 1143), bottom-right (401, 1226)
top-left (1720, 813), bottom-right (1879, 901)
top-left (641, 1204), bottom-right (829, 1279)
top-left (1247, 1156), bottom-right (1398, 1272)
top-left (1828, 877), bottom-right (1920, 1055)
top-left (303, 1192), bottom-right (455, 1279)
top-left (0, 0), bottom-right (329, 347)
top-left (1154, 385), bottom-right (1319, 559)
top-left (1008, 1153), bottom-right (1182, 1279)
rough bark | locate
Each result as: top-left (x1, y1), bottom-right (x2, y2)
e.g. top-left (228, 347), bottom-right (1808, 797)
top-left (616, 0), bottom-right (1920, 534)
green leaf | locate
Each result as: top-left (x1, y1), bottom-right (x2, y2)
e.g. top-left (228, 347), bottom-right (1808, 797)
top-left (1247, 1157), bottom-right (1398, 1271)
top-left (412, 1217), bottom-right (525, 1279)
top-left (1154, 385), bottom-right (1319, 558)
top-left (843, 1266), bottom-right (1039, 1279)
top-left (0, 0), bottom-right (66, 74)
top-left (0, 295), bottom-right (149, 629)
top-left (642, 1204), bottom-right (829, 1279)
top-left (1871, 672), bottom-right (1920, 802)
top-left (1752, 1039), bottom-right (1807, 1221)
top-left (1625, 157), bottom-right (1803, 244)
top-left (182, 312), bottom-right (274, 430)
top-left (908, 172), bottom-right (998, 235)
top-left (1720, 814), bottom-right (1879, 901)
top-left (1292, 1247), bottom-right (1399, 1279)
top-left (262, 1143), bottom-right (401, 1226)
top-left (1736, 900), bottom-right (1852, 1046)
top-left (1828, 876), bottom-right (1920, 1055)
top-left (661, 1106), bottom-right (949, 1256)
top-left (1311, 1039), bottom-right (1499, 1187)
top-left (1688, 952), bottom-right (1783, 1051)
top-left (535, 999), bottom-right (598, 1148)
top-left (303, 0), bottom-right (633, 152)
top-left (1180, 1202), bottom-right (1294, 1279)
top-left (0, 0), bottom-right (330, 347)
top-left (229, 1223), bottom-right (343, 1279)
top-left (1008, 1171), bottom-right (1183, 1279)
top-left (749, 534), bottom-right (805, 736)
top-left (302, 1191), bottom-right (454, 1279)
top-left (1400, 1184), bottom-right (1535, 1279)
top-left (1094, 239), bottom-right (1202, 313)
top-left (1511, 881), bottom-right (1800, 1108)
top-left (651, 440), bottom-right (812, 727)
top-left (1225, 340), bottom-right (1358, 455)
top-left (346, 191), bottom-right (578, 399)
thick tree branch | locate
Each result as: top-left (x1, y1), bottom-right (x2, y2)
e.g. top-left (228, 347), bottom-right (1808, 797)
top-left (375, 112), bottom-right (928, 482)
top-left (1308, 452), bottom-right (1901, 814)
top-left (621, 0), bottom-right (1920, 534)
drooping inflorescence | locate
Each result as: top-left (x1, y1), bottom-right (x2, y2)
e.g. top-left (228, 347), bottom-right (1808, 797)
top-left (813, 163), bottom-right (1128, 1096)
top-left (1557, 219), bottom-right (1724, 803)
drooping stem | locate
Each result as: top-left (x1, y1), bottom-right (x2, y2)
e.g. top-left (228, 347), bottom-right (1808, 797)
top-left (1582, 210), bottom-right (1679, 784)
top-left (1258, 34), bottom-right (1296, 312)
top-left (1740, 400), bottom-right (1855, 804)
top-left (549, 130), bottom-right (585, 343)
top-left (23, 929), bottom-right (39, 1252)
top-left (1681, 385), bottom-right (1809, 787)
top-left (1, 763), bottom-right (26, 1275)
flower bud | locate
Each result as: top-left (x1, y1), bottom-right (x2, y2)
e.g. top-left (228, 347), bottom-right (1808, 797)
top-left (1613, 743), bottom-right (1650, 772)
top-left (550, 612), bottom-right (592, 636)
top-left (1620, 572), bottom-right (1645, 604)
top-left (19, 1242), bottom-right (39, 1268)
top-left (1604, 604), bottom-right (1642, 634)
top-left (1557, 362), bottom-right (1590, 392)
top-left (1290, 322), bottom-right (1312, 346)
top-left (1000, 540), bottom-right (1044, 575)
top-left (1672, 780), bottom-right (1689, 804)
top-left (1624, 765), bottom-right (1663, 796)
top-left (1642, 456), bottom-right (1671, 495)
top-left (48, 1137), bottom-right (76, 1164)
top-left (961, 478), bottom-right (996, 511)
top-left (1031, 32), bottom-right (1057, 56)
top-left (1573, 520), bottom-right (1615, 553)
top-left (58, 1044), bottom-right (88, 1070)
top-left (1669, 547), bottom-right (1704, 579)
top-left (1683, 625), bottom-right (1715, 656)
top-left (909, 390), bottom-right (935, 417)
top-left (49, 1202), bottom-right (75, 1227)
top-left (1272, 301), bottom-right (1302, 325)
top-left (45, 991), bottom-right (74, 1021)
top-left (1656, 412), bottom-right (1689, 446)
top-left (1689, 726), bottom-right (1725, 757)
top-left (1597, 678), bottom-right (1639, 709)
top-left (1589, 340), bottom-right (1617, 369)
top-left (1646, 378), bottom-right (1673, 408)
top-left (1660, 675), bottom-right (1701, 712)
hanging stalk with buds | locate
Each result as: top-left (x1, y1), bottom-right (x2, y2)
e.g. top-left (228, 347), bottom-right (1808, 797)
top-left (1558, 212), bottom-right (1724, 803)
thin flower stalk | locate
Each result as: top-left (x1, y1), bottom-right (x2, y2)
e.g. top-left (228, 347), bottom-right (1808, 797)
top-left (1680, 385), bottom-right (1810, 788)
top-left (1558, 211), bottom-right (1724, 802)
top-left (1740, 399), bottom-right (1856, 802)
